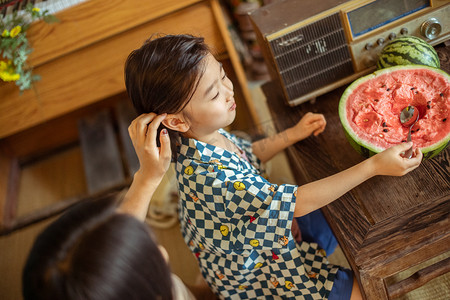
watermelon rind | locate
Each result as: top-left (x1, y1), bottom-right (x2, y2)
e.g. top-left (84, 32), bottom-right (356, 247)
top-left (339, 65), bottom-right (450, 159)
top-left (376, 36), bottom-right (440, 69)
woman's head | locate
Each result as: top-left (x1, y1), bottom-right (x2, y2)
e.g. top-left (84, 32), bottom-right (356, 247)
top-left (22, 195), bottom-right (173, 300)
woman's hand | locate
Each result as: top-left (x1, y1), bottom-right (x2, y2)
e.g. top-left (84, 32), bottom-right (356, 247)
top-left (290, 112), bottom-right (327, 142)
top-left (128, 113), bottom-right (171, 184)
top-left (370, 142), bottom-right (422, 176)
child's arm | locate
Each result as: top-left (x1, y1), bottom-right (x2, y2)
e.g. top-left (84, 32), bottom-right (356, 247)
top-left (119, 113), bottom-right (172, 221)
top-left (252, 112), bottom-right (326, 163)
top-left (294, 142), bottom-right (422, 217)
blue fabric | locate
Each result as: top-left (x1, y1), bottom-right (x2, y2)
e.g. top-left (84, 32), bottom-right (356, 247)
top-left (328, 267), bottom-right (354, 300)
top-left (295, 209), bottom-right (338, 255)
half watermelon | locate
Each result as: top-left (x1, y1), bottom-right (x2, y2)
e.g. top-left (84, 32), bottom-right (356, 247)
top-left (339, 65), bottom-right (449, 159)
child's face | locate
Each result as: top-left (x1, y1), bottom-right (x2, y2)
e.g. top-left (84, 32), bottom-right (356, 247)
top-left (181, 54), bottom-right (236, 138)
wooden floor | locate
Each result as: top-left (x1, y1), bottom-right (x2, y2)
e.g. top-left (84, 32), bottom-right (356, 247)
top-left (0, 85), bottom-right (448, 299)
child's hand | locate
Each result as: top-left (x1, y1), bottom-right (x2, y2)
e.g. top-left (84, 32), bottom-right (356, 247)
top-left (290, 112), bottom-right (326, 141)
top-left (371, 142), bottom-right (422, 176)
top-left (128, 113), bottom-right (171, 183)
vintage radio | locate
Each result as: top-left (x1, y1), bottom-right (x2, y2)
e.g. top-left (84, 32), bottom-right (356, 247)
top-left (250, 0), bottom-right (449, 106)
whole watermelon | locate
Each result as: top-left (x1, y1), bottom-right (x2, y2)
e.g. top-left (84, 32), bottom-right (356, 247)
top-left (339, 65), bottom-right (449, 160)
top-left (376, 36), bottom-right (440, 69)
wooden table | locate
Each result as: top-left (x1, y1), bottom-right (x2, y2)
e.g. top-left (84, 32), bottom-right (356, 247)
top-left (264, 46), bottom-right (450, 299)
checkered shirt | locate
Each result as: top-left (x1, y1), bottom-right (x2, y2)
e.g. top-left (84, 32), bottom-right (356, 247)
top-left (176, 129), bottom-right (339, 299)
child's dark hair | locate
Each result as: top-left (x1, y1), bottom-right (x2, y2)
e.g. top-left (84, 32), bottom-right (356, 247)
top-left (22, 195), bottom-right (173, 300)
top-left (124, 34), bottom-right (210, 160)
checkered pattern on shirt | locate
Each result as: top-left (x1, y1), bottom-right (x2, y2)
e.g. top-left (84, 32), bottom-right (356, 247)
top-left (177, 129), bottom-right (339, 299)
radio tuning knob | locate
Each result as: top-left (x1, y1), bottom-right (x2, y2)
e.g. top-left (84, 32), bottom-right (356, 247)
top-left (377, 38), bottom-right (385, 46)
top-left (421, 18), bottom-right (441, 39)
top-left (365, 42), bottom-right (374, 50)
top-left (400, 28), bottom-right (408, 35)
top-left (389, 33), bottom-right (397, 40)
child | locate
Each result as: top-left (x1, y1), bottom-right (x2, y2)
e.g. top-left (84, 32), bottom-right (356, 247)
top-left (22, 113), bottom-right (213, 300)
top-left (124, 34), bottom-right (422, 299)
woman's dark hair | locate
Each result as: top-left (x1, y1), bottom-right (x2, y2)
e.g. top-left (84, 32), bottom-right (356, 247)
top-left (124, 34), bottom-right (210, 160)
top-left (22, 195), bottom-right (173, 300)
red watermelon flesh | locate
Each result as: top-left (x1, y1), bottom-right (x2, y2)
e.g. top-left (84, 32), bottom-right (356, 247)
top-left (345, 68), bottom-right (449, 150)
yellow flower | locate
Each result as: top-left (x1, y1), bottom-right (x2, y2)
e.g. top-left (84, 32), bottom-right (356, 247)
top-left (0, 72), bottom-right (20, 81)
top-left (10, 25), bottom-right (22, 38)
top-left (32, 7), bottom-right (41, 12)
top-left (1, 29), bottom-right (9, 37)
top-left (0, 60), bottom-right (20, 82)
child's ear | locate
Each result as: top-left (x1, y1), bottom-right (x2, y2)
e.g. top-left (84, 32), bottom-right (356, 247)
top-left (162, 114), bottom-right (190, 132)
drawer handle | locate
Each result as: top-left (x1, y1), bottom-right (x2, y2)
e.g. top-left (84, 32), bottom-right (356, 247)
top-left (387, 256), bottom-right (450, 299)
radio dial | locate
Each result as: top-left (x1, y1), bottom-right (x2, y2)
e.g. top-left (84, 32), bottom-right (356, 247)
top-left (421, 18), bottom-right (441, 39)
top-left (400, 28), bottom-right (408, 35)
top-left (377, 38), bottom-right (384, 46)
top-left (389, 33), bottom-right (397, 40)
top-left (365, 42), bottom-right (374, 50)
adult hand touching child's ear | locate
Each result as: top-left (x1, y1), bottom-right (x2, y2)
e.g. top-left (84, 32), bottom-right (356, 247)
top-left (128, 113), bottom-right (172, 184)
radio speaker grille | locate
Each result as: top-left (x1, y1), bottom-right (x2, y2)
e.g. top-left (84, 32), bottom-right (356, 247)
top-left (269, 13), bottom-right (353, 102)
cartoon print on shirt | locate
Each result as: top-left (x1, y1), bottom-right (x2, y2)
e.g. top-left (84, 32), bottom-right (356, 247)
top-left (215, 270), bottom-right (225, 280)
top-left (317, 248), bottom-right (327, 257)
top-left (233, 181), bottom-right (246, 191)
top-left (249, 239), bottom-right (259, 247)
top-left (254, 262), bottom-right (264, 269)
top-left (209, 159), bottom-right (227, 170)
top-left (248, 215), bottom-right (256, 223)
top-left (184, 165), bottom-right (194, 175)
top-left (189, 191), bottom-right (199, 202)
top-left (278, 236), bottom-right (289, 246)
top-left (268, 185), bottom-right (276, 194)
top-left (285, 281), bottom-right (295, 290)
top-left (238, 285), bottom-right (248, 290)
top-left (272, 251), bottom-right (279, 260)
top-left (220, 225), bottom-right (229, 237)
top-left (270, 276), bottom-right (280, 288)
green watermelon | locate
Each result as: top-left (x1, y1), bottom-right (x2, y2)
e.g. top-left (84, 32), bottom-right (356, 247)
top-left (339, 65), bottom-right (449, 160)
top-left (377, 36), bottom-right (440, 69)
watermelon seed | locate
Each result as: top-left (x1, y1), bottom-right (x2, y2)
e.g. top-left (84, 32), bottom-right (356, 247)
top-left (386, 88), bottom-right (390, 91)
top-left (402, 140), bottom-right (407, 143)
top-left (374, 99), bottom-right (379, 102)
top-left (411, 87), bottom-right (416, 90)
top-left (415, 91), bottom-right (418, 94)
top-left (382, 84), bottom-right (386, 88)
top-left (382, 122), bottom-right (387, 127)
top-left (440, 93), bottom-right (444, 97)
top-left (444, 118), bottom-right (447, 122)
top-left (383, 129), bottom-right (389, 132)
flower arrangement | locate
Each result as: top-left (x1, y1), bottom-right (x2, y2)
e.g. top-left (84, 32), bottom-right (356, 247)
top-left (0, 3), bottom-right (58, 91)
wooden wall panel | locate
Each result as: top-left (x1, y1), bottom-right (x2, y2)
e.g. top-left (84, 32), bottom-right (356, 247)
top-left (28, 0), bottom-right (202, 67)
